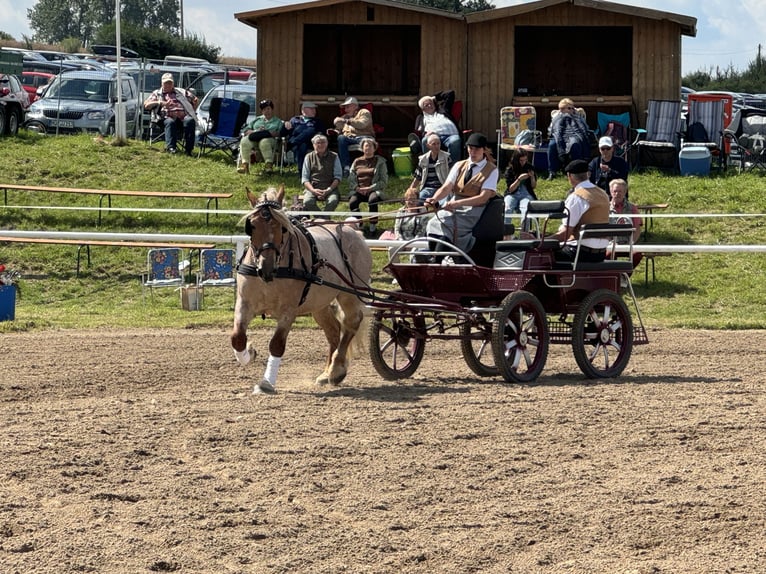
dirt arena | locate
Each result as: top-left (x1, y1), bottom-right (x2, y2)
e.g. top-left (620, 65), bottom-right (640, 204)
top-left (2, 326), bottom-right (765, 573)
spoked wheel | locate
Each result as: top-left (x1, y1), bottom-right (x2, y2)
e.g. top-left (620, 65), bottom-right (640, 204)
top-left (491, 291), bottom-right (549, 383)
top-left (369, 307), bottom-right (426, 380)
top-left (460, 315), bottom-right (499, 377)
top-left (572, 289), bottom-right (633, 378)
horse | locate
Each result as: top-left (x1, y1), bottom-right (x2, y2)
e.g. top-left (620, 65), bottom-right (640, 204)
top-left (231, 185), bottom-right (373, 394)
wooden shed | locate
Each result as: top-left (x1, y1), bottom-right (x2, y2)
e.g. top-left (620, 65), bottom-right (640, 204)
top-left (235, 0), bottom-right (696, 147)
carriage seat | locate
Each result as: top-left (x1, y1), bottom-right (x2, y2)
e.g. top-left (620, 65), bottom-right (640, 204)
top-left (496, 238), bottom-right (560, 253)
top-left (467, 194), bottom-right (505, 267)
top-left (552, 223), bottom-right (636, 272)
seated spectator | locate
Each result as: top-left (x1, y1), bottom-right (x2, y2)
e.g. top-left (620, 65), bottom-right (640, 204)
top-left (608, 178), bottom-right (642, 267)
top-left (589, 136), bottom-right (629, 197)
top-left (333, 97), bottom-right (375, 176)
top-left (548, 159), bottom-right (610, 263)
top-left (348, 137), bottom-right (388, 238)
top-left (413, 95), bottom-right (461, 164)
top-left (301, 134), bottom-right (342, 213)
top-left (546, 98), bottom-right (591, 180)
top-left (407, 134), bottom-right (451, 204)
top-left (282, 101), bottom-right (325, 172)
top-left (423, 132), bottom-right (499, 254)
top-left (237, 99), bottom-right (282, 174)
top-left (504, 148), bottom-right (537, 226)
top-left (143, 73), bottom-right (198, 155)
top-left (389, 188), bottom-right (432, 261)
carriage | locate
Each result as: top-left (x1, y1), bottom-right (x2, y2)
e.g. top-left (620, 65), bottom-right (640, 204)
top-left (366, 199), bottom-right (648, 383)
top-left (234, 187), bottom-right (647, 393)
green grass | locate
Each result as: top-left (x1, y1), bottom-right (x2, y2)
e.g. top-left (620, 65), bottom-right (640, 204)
top-left (1, 131), bottom-right (765, 332)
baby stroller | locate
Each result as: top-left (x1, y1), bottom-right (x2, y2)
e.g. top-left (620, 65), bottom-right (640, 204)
top-left (724, 107), bottom-right (766, 173)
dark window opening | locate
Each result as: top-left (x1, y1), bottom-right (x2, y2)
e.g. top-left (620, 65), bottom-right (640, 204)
top-left (514, 26), bottom-right (632, 97)
top-left (303, 24), bottom-right (420, 96)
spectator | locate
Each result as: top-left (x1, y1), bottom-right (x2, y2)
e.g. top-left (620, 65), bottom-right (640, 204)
top-left (237, 99), bottom-right (283, 174)
top-left (589, 136), bottom-right (629, 196)
top-left (423, 132), bottom-right (499, 254)
top-left (143, 72), bottom-right (198, 155)
top-left (548, 159), bottom-right (610, 263)
top-left (301, 133), bottom-right (342, 213)
top-left (282, 101), bottom-right (325, 173)
top-left (546, 98), bottom-right (591, 180)
top-left (407, 133), bottom-right (451, 204)
top-left (504, 148), bottom-right (537, 224)
top-left (415, 95), bottom-right (461, 163)
top-left (333, 96), bottom-right (375, 176)
top-left (609, 178), bottom-right (642, 241)
top-left (348, 137), bottom-right (388, 238)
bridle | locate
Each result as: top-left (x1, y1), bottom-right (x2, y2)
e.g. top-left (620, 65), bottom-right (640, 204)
top-left (245, 200), bottom-right (287, 263)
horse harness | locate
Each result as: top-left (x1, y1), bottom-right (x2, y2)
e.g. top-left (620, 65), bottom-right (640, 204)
top-left (237, 201), bottom-right (357, 306)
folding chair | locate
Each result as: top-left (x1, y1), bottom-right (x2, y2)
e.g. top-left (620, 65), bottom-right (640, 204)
top-left (141, 248), bottom-right (188, 300)
top-left (634, 100), bottom-right (683, 172)
top-left (194, 248), bottom-right (236, 309)
top-left (497, 106), bottom-right (541, 169)
top-left (724, 107), bottom-right (766, 173)
top-left (197, 97), bottom-right (251, 161)
top-left (682, 99), bottom-right (726, 171)
top-left (596, 111), bottom-right (639, 169)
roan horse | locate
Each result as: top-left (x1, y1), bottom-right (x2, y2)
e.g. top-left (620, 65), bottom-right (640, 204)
top-left (231, 185), bottom-right (373, 394)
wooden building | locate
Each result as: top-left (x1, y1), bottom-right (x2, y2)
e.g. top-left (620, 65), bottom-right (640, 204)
top-left (235, 0), bottom-right (696, 147)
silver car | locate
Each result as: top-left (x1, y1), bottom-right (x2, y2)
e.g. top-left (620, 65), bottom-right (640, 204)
top-left (24, 69), bottom-right (141, 137)
top-left (195, 83), bottom-right (258, 142)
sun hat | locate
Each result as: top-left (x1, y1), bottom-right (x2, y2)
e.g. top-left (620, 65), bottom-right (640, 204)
top-left (599, 136), bottom-right (614, 148)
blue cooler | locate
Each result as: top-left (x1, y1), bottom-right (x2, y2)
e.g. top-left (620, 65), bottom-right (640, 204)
top-left (679, 146), bottom-right (711, 176)
top-left (0, 285), bottom-right (16, 321)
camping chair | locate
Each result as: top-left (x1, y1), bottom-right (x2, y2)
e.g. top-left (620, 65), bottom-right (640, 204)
top-left (197, 97), bottom-right (251, 162)
top-left (681, 99), bottom-right (726, 171)
top-left (596, 111), bottom-right (639, 168)
top-left (195, 248), bottom-right (236, 309)
top-left (497, 106), bottom-right (542, 169)
top-left (148, 110), bottom-right (188, 153)
top-left (724, 107), bottom-right (766, 173)
top-left (634, 100), bottom-right (683, 172)
top-left (141, 248), bottom-right (188, 300)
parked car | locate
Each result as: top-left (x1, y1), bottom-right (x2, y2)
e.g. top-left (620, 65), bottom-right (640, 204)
top-left (0, 74), bottom-right (31, 136)
top-left (24, 69), bottom-right (141, 137)
top-left (21, 71), bottom-right (55, 103)
top-left (186, 70), bottom-right (252, 101)
top-left (195, 83), bottom-right (258, 142)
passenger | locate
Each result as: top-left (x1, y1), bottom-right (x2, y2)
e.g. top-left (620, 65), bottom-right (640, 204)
top-left (503, 148), bottom-right (537, 224)
top-left (143, 72), bottom-right (198, 155)
top-left (333, 96), bottom-right (375, 176)
top-left (423, 132), bottom-right (499, 254)
top-left (548, 159), bottom-right (610, 263)
top-left (407, 133), bottom-right (451, 204)
top-left (546, 98), bottom-right (591, 180)
top-left (389, 188), bottom-right (431, 261)
top-left (589, 136), bottom-right (629, 195)
top-left (348, 137), bottom-right (388, 238)
top-left (301, 134), bottom-right (342, 214)
top-left (282, 101), bottom-right (325, 173)
top-left (237, 99), bottom-right (283, 174)
top-left (608, 178), bottom-right (643, 267)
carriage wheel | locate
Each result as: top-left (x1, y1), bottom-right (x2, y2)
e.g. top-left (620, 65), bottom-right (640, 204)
top-left (572, 289), bottom-right (634, 379)
top-left (369, 309), bottom-right (426, 380)
top-left (460, 316), bottom-right (499, 377)
top-left (491, 291), bottom-right (549, 383)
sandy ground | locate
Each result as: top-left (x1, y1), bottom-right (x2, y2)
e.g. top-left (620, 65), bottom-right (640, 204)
top-left (2, 326), bottom-right (766, 573)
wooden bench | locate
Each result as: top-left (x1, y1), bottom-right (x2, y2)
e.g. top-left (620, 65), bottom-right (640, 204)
top-left (0, 184), bottom-right (233, 226)
top-left (0, 236), bottom-right (216, 278)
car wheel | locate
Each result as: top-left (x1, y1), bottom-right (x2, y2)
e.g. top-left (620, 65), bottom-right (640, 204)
top-left (0, 106), bottom-right (6, 136)
top-left (7, 106), bottom-right (20, 136)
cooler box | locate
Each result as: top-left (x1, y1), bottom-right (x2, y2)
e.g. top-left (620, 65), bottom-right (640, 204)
top-left (392, 147), bottom-right (413, 178)
top-left (0, 285), bottom-right (16, 321)
top-left (679, 146), bottom-right (711, 176)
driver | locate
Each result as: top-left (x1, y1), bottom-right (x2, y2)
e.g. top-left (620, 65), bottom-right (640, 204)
top-left (423, 132), bottom-right (498, 254)
top-left (548, 159), bottom-right (610, 263)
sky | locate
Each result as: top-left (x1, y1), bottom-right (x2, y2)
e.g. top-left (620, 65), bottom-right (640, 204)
top-left (1, 0), bottom-right (764, 77)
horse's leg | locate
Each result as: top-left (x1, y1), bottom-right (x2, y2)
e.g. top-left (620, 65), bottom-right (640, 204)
top-left (312, 304), bottom-right (341, 386)
top-left (231, 290), bottom-right (257, 366)
top-left (253, 313), bottom-right (296, 394)
top-left (326, 294), bottom-right (366, 385)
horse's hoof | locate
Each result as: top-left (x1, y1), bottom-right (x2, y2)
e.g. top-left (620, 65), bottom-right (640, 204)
top-left (315, 373), bottom-right (330, 386)
top-left (253, 379), bottom-right (276, 394)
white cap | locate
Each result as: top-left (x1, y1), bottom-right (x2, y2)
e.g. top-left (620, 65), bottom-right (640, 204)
top-left (598, 136), bottom-right (613, 148)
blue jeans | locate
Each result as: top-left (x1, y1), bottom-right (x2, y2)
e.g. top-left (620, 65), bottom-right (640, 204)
top-left (337, 135), bottom-right (362, 169)
top-left (422, 134), bottom-right (462, 164)
top-left (547, 139), bottom-right (588, 173)
top-left (164, 116), bottom-right (196, 154)
top-left (505, 189), bottom-right (534, 231)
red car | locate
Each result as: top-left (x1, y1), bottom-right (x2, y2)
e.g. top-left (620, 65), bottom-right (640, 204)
top-left (0, 74), bottom-right (31, 136)
top-left (21, 71), bottom-right (55, 104)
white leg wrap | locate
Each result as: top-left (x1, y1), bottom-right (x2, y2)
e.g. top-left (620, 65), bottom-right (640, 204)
top-left (263, 355), bottom-right (282, 386)
top-left (234, 347), bottom-right (251, 365)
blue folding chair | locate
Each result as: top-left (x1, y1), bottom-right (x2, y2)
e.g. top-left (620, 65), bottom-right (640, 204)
top-left (197, 97), bottom-right (250, 162)
top-left (597, 111), bottom-right (640, 168)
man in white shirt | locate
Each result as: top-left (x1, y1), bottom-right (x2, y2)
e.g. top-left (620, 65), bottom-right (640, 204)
top-left (418, 95), bottom-right (462, 164)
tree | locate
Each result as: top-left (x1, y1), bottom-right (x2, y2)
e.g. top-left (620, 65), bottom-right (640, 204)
top-left (399, 0), bottom-right (494, 13)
